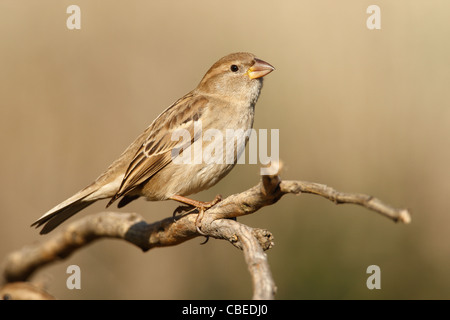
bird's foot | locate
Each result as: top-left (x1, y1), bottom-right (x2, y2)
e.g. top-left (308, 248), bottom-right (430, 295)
top-left (170, 194), bottom-right (223, 236)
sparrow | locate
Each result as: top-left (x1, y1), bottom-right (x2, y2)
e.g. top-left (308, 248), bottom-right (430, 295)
top-left (32, 52), bottom-right (275, 234)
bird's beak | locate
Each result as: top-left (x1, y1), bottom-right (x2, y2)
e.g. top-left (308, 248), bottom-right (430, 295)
top-left (247, 58), bottom-right (275, 79)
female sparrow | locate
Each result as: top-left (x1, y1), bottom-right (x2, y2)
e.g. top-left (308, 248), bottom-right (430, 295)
top-left (32, 52), bottom-right (274, 234)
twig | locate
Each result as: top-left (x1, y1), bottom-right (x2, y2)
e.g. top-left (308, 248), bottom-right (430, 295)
top-left (279, 180), bottom-right (411, 224)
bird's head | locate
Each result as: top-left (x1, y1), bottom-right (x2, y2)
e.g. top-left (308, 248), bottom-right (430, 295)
top-left (196, 52), bottom-right (275, 102)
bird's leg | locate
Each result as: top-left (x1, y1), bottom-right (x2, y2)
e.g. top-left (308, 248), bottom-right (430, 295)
top-left (169, 194), bottom-right (222, 234)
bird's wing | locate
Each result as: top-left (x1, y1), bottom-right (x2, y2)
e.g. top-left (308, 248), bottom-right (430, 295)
top-left (107, 92), bottom-right (208, 206)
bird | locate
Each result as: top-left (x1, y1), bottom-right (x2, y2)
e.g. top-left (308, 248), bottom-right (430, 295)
top-left (32, 52), bottom-right (275, 234)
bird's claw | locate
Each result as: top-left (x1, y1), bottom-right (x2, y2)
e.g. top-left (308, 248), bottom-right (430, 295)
top-left (172, 205), bottom-right (196, 221)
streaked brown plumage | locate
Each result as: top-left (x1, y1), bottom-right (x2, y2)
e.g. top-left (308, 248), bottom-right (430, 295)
top-left (32, 52), bottom-right (274, 234)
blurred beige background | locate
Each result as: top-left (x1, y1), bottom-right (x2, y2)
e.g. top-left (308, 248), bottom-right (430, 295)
top-left (1, 0), bottom-right (449, 299)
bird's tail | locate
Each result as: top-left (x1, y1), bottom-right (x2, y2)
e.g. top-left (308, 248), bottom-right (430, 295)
top-left (31, 184), bottom-right (99, 234)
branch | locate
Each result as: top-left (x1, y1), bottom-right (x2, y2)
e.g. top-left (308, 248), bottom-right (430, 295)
top-left (0, 282), bottom-right (54, 300)
top-left (201, 219), bottom-right (276, 299)
top-left (1, 169), bottom-right (410, 299)
top-left (2, 212), bottom-right (274, 281)
top-left (279, 180), bottom-right (412, 224)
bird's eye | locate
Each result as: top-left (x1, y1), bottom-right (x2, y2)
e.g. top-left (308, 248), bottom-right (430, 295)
top-left (230, 65), bottom-right (239, 72)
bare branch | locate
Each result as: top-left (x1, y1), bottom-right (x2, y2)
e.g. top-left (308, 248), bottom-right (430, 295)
top-left (200, 219), bottom-right (276, 299)
top-left (1, 170), bottom-right (410, 299)
top-left (279, 180), bottom-right (411, 224)
top-left (2, 211), bottom-right (275, 296)
top-left (0, 282), bottom-right (55, 300)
